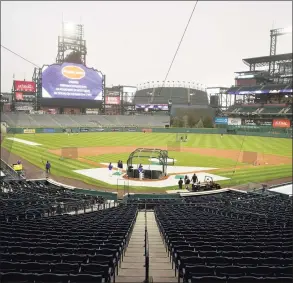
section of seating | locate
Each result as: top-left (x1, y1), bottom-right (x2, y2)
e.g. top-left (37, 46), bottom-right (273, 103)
top-left (0, 206), bottom-right (138, 283)
top-left (0, 113), bottom-right (169, 128)
top-left (133, 87), bottom-right (208, 105)
top-left (225, 104), bottom-right (292, 116)
top-left (0, 180), bottom-right (105, 221)
top-left (155, 192), bottom-right (293, 283)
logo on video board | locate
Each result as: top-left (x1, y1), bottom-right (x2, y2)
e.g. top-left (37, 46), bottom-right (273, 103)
top-left (42, 63), bottom-right (103, 100)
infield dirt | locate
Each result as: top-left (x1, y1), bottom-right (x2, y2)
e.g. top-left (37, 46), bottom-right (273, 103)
top-left (48, 146), bottom-right (292, 170)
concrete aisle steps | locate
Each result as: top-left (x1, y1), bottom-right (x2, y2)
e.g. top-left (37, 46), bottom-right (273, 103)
top-left (115, 211), bottom-right (177, 283)
top-left (147, 211), bottom-right (177, 283)
top-left (115, 211), bottom-right (146, 282)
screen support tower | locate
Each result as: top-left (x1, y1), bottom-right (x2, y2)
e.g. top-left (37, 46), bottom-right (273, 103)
top-left (56, 22), bottom-right (87, 65)
top-left (32, 67), bottom-right (42, 111)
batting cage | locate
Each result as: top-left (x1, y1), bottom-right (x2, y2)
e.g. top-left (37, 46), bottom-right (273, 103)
top-left (126, 148), bottom-right (172, 179)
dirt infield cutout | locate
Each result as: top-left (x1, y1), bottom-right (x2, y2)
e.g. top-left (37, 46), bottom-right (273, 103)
top-left (49, 146), bottom-right (292, 171)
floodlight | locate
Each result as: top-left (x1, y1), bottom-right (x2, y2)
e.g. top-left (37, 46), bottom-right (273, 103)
top-left (63, 22), bottom-right (77, 37)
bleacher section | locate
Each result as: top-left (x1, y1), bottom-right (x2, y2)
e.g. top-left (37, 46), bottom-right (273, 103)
top-left (1, 113), bottom-right (170, 128)
top-left (155, 191), bottom-right (293, 283)
top-left (134, 87), bottom-right (208, 105)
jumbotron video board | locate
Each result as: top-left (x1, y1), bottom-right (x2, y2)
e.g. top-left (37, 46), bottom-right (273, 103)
top-left (42, 63), bottom-right (103, 100)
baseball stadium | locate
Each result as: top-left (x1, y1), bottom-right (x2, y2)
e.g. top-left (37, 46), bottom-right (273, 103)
top-left (0, 4), bottom-right (292, 283)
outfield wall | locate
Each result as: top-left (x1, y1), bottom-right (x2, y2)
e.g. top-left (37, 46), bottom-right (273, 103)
top-left (5, 125), bottom-right (292, 138)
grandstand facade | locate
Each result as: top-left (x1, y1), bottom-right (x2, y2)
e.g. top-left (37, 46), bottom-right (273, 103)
top-left (221, 28), bottom-right (292, 130)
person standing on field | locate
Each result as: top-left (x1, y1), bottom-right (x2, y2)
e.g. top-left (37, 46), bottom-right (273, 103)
top-left (108, 162), bottom-right (113, 177)
top-left (178, 178), bottom-right (183, 190)
top-left (46, 161), bottom-right (51, 174)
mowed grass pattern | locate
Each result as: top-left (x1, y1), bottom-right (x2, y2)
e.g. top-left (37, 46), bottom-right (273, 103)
top-left (1, 133), bottom-right (292, 191)
top-left (85, 151), bottom-right (245, 168)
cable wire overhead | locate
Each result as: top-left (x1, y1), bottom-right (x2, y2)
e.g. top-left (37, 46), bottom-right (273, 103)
top-left (157, 1), bottom-right (199, 98)
top-left (1, 44), bottom-right (40, 68)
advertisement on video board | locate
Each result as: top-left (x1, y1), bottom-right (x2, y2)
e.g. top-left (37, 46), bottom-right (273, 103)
top-left (135, 104), bottom-right (168, 111)
top-left (105, 96), bottom-right (120, 105)
top-left (14, 80), bottom-right (36, 92)
top-left (42, 63), bottom-right (103, 100)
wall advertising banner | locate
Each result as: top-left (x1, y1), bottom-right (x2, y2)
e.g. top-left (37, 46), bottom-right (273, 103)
top-left (15, 105), bottom-right (34, 111)
top-left (259, 121), bottom-right (272, 126)
top-left (142, 128), bottom-right (152, 133)
top-left (42, 63), bottom-right (103, 100)
top-left (214, 117), bottom-right (228, 124)
top-left (14, 80), bottom-right (36, 92)
top-left (243, 119), bottom-right (256, 125)
top-left (86, 108), bottom-right (99, 114)
top-left (80, 127), bottom-right (105, 132)
top-left (43, 128), bottom-right (55, 133)
top-left (24, 129), bottom-right (35, 134)
top-left (243, 119), bottom-right (273, 126)
top-left (228, 118), bottom-right (241, 126)
top-left (273, 119), bottom-right (291, 128)
top-left (105, 96), bottom-right (120, 105)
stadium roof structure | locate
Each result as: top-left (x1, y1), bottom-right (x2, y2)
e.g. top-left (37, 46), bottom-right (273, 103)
top-left (226, 83), bottom-right (293, 95)
top-left (243, 53), bottom-right (292, 68)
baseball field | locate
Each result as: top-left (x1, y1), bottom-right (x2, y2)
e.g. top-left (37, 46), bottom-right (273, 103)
top-left (1, 132), bottom-right (292, 192)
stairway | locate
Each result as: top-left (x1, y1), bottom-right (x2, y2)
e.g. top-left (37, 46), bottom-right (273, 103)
top-left (147, 211), bottom-right (177, 282)
top-left (115, 211), bottom-right (145, 282)
top-left (116, 211), bottom-right (177, 283)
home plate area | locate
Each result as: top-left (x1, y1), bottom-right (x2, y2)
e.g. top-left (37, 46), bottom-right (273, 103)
top-left (74, 163), bottom-right (230, 188)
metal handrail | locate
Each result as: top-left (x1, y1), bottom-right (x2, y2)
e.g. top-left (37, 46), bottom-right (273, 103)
top-left (144, 204), bottom-right (149, 283)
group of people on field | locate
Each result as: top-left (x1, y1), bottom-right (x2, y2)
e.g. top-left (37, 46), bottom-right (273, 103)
top-left (178, 173), bottom-right (198, 190)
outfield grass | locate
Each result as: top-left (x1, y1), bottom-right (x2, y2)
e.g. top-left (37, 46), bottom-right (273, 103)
top-left (1, 133), bottom-right (292, 191)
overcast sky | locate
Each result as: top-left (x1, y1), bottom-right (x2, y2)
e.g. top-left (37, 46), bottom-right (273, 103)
top-left (1, 1), bottom-right (292, 92)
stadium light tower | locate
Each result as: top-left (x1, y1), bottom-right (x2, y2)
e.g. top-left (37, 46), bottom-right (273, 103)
top-left (270, 26), bottom-right (292, 56)
top-left (269, 26), bottom-right (292, 76)
top-left (56, 21), bottom-right (87, 65)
